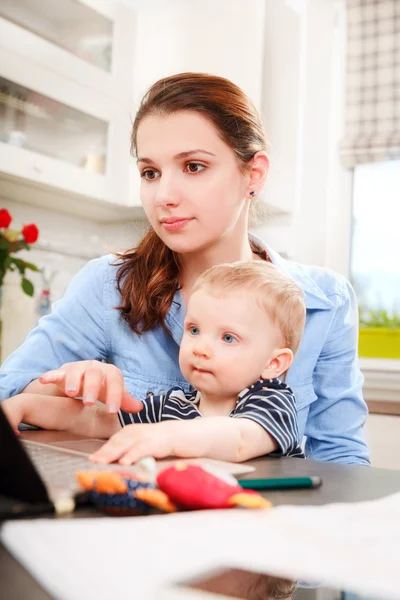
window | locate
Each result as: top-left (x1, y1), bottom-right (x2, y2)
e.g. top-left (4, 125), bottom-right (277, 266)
top-left (350, 160), bottom-right (400, 359)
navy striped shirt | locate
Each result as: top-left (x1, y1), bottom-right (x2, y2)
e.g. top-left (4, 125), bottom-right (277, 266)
top-left (118, 378), bottom-right (304, 458)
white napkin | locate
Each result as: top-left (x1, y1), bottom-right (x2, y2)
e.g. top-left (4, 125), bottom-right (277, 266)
top-left (2, 491), bottom-right (400, 600)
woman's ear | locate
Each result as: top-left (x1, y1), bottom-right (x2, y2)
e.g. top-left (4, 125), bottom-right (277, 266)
top-left (260, 348), bottom-right (293, 380)
top-left (246, 151), bottom-right (269, 198)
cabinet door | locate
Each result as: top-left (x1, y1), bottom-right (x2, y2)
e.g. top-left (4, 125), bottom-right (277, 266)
top-left (0, 51), bottom-right (137, 217)
top-left (0, 0), bottom-right (135, 101)
top-left (0, 74), bottom-right (108, 174)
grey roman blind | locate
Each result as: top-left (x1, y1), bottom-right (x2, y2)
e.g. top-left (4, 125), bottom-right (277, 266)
top-left (341, 0), bottom-right (400, 167)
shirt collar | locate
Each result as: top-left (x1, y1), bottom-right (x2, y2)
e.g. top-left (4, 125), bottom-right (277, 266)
top-left (249, 233), bottom-right (334, 311)
top-left (165, 233), bottom-right (334, 343)
top-left (165, 290), bottom-right (185, 345)
top-left (172, 378), bottom-right (285, 410)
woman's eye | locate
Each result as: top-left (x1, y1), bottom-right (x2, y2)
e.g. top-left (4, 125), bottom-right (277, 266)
top-left (223, 334), bottom-right (237, 344)
top-left (185, 162), bottom-right (205, 174)
top-left (141, 169), bottom-right (160, 181)
top-left (189, 326), bottom-right (200, 336)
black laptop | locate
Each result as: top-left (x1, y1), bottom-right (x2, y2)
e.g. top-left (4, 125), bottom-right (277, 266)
top-left (0, 404), bottom-right (138, 519)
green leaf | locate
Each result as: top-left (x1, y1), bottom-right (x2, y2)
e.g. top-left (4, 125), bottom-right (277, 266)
top-left (22, 260), bottom-right (39, 272)
top-left (359, 307), bottom-right (400, 329)
top-left (8, 257), bottom-right (39, 275)
top-left (21, 277), bottom-right (34, 297)
top-left (8, 257), bottom-right (25, 276)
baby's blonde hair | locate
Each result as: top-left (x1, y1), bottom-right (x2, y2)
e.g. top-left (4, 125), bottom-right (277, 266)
top-left (191, 261), bottom-right (306, 354)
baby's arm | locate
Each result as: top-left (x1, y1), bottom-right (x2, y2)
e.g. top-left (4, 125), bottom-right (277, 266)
top-left (170, 383), bottom-right (302, 462)
top-left (90, 416), bottom-right (278, 465)
top-left (1, 394), bottom-right (120, 439)
top-left (89, 384), bottom-right (302, 465)
top-left (170, 417), bottom-right (278, 462)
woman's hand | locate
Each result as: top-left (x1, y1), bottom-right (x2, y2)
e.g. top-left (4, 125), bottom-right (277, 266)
top-left (38, 360), bottom-right (143, 414)
top-left (89, 422), bottom-right (176, 465)
top-left (2, 395), bottom-right (26, 435)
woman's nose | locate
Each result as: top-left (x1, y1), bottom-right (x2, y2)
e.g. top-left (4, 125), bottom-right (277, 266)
top-left (154, 175), bottom-right (179, 208)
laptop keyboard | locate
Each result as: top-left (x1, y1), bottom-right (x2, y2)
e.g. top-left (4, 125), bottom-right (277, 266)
top-left (23, 440), bottom-right (137, 490)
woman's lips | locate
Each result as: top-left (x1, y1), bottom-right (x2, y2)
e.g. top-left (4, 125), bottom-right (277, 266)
top-left (161, 218), bottom-right (192, 232)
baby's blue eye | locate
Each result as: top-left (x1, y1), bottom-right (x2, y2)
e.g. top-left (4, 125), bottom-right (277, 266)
top-left (190, 326), bottom-right (199, 336)
top-left (223, 334), bottom-right (236, 344)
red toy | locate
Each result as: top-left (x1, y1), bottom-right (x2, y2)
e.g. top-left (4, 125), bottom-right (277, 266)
top-left (155, 462), bottom-right (272, 510)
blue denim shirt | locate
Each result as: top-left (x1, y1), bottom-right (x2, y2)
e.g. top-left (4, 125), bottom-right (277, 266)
top-left (0, 235), bottom-right (370, 466)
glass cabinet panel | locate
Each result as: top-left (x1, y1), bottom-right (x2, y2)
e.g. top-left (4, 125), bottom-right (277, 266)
top-left (0, 0), bottom-right (113, 72)
top-left (0, 76), bottom-right (108, 173)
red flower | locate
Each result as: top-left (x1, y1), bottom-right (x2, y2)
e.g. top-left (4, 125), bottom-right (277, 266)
top-left (22, 223), bottom-right (39, 244)
top-left (0, 208), bottom-right (12, 228)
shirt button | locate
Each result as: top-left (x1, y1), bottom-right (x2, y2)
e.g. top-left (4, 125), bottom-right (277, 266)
top-left (146, 391), bottom-right (154, 398)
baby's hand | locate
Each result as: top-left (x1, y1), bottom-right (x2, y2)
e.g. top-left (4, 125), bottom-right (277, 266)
top-left (2, 395), bottom-right (27, 435)
top-left (89, 422), bottom-right (175, 466)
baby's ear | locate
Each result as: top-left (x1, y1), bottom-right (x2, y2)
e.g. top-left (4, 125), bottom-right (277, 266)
top-left (260, 348), bottom-right (293, 380)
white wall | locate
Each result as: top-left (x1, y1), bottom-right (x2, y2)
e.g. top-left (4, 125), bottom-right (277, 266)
top-left (0, 197), bottom-right (145, 360)
top-left (131, 0), bottom-right (266, 111)
top-left (365, 414), bottom-right (400, 471)
top-left (258, 0), bottom-right (352, 273)
top-left (261, 0), bottom-right (306, 218)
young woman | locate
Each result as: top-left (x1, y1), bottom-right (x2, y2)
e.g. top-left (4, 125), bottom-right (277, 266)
top-left (0, 73), bottom-right (370, 466)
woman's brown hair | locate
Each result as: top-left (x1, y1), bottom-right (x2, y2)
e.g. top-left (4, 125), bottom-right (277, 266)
top-left (115, 72), bottom-right (268, 335)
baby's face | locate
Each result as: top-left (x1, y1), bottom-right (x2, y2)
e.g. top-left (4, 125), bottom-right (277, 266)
top-left (179, 287), bottom-right (282, 398)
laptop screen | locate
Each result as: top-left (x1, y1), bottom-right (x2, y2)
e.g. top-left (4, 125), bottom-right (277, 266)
top-left (0, 405), bottom-right (50, 504)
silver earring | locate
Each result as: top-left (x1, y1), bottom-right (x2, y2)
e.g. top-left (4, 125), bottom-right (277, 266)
top-left (249, 191), bottom-right (256, 198)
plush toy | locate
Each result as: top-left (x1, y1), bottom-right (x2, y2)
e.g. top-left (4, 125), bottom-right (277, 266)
top-left (76, 469), bottom-right (175, 516)
top-left (76, 459), bottom-right (271, 515)
top-left (155, 462), bottom-right (272, 510)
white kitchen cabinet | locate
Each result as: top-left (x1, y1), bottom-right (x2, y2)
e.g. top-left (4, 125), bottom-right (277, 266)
top-left (0, 0), bottom-right (142, 222)
top-left (0, 0), bottom-right (134, 101)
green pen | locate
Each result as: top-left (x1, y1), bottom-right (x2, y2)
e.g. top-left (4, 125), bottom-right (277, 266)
top-left (237, 476), bottom-right (322, 490)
